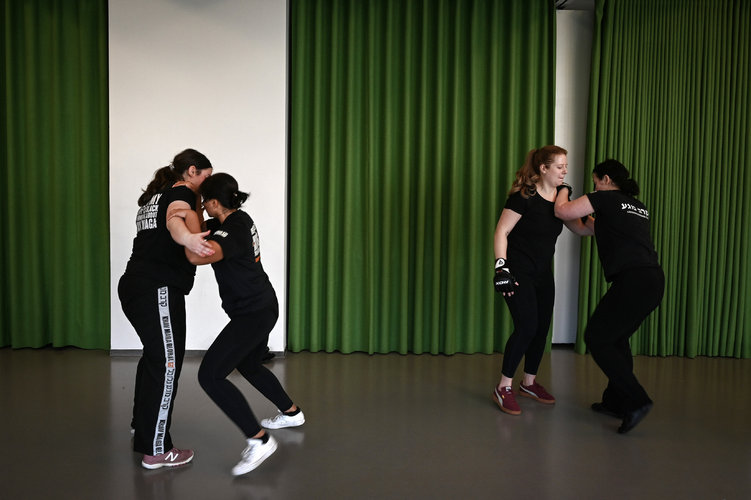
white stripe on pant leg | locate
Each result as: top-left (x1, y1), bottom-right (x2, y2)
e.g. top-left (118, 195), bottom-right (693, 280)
top-left (154, 286), bottom-right (177, 455)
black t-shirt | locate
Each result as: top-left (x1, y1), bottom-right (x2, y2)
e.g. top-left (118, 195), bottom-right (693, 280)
top-left (586, 190), bottom-right (660, 281)
top-left (123, 185), bottom-right (197, 294)
top-left (206, 210), bottom-right (277, 317)
top-left (504, 191), bottom-right (563, 274)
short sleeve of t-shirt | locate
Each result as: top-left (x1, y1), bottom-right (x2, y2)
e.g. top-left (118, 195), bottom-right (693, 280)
top-left (168, 185), bottom-right (197, 207)
top-left (207, 216), bottom-right (247, 260)
top-left (504, 191), bottom-right (529, 215)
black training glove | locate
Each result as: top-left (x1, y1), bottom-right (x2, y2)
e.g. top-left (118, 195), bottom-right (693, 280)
top-left (557, 183), bottom-right (572, 201)
top-left (494, 258), bottom-right (516, 294)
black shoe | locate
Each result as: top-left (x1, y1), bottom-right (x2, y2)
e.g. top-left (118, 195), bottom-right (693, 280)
top-left (591, 402), bottom-right (623, 419)
top-left (261, 347), bottom-right (275, 363)
top-left (618, 402), bottom-right (653, 434)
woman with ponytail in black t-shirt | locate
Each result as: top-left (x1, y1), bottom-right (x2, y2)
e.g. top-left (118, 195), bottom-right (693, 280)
top-left (492, 146), bottom-right (593, 416)
top-left (171, 172), bottom-right (303, 476)
top-left (555, 159), bottom-right (664, 434)
top-left (119, 148), bottom-right (214, 469)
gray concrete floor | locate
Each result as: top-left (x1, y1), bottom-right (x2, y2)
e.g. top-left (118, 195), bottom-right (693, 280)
top-left (1, 347), bottom-right (749, 499)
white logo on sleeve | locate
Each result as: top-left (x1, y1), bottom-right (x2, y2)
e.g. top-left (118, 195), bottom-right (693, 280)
top-left (214, 230), bottom-right (229, 238)
top-left (621, 203), bottom-right (649, 220)
top-left (251, 223), bottom-right (261, 262)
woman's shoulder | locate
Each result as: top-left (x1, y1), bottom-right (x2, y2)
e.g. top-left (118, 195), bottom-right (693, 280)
top-left (588, 189), bottom-right (642, 209)
top-left (595, 189), bottom-right (637, 201)
top-left (225, 209), bottom-right (253, 226)
top-left (169, 184), bottom-right (193, 195)
top-left (163, 185), bottom-right (195, 204)
top-left (230, 209), bottom-right (251, 220)
top-left (505, 190), bottom-right (528, 209)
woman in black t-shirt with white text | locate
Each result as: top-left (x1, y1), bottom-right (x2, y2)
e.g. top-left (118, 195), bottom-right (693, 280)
top-left (119, 148), bottom-right (215, 469)
top-left (492, 146), bottom-right (593, 416)
top-left (172, 173), bottom-right (303, 477)
top-left (555, 159), bottom-right (664, 434)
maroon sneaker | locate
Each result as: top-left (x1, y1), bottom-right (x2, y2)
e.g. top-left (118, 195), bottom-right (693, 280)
top-left (492, 386), bottom-right (521, 415)
top-left (141, 448), bottom-right (194, 469)
top-left (519, 381), bottom-right (555, 404)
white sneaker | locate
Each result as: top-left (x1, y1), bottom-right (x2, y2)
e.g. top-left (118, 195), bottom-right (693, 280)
top-left (231, 435), bottom-right (278, 476)
top-left (261, 410), bottom-right (305, 429)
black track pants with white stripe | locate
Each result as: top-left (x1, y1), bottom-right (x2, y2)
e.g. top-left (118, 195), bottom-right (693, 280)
top-left (119, 275), bottom-right (187, 456)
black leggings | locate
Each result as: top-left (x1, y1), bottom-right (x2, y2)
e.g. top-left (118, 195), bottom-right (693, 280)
top-left (584, 266), bottom-right (665, 412)
top-left (501, 267), bottom-right (555, 379)
top-left (198, 302), bottom-right (293, 438)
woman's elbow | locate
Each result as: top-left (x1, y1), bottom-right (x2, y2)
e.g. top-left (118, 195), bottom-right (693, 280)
top-left (555, 202), bottom-right (578, 221)
top-left (185, 250), bottom-right (201, 265)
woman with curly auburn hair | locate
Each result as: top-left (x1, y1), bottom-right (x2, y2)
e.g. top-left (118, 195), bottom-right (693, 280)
top-left (492, 145), bottom-right (593, 416)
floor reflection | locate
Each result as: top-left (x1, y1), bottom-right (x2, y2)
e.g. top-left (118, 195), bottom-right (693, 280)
top-left (0, 348), bottom-right (749, 499)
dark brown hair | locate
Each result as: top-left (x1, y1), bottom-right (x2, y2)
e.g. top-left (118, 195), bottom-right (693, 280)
top-left (200, 173), bottom-right (249, 209)
top-left (137, 149), bottom-right (213, 206)
top-left (593, 159), bottom-right (640, 196)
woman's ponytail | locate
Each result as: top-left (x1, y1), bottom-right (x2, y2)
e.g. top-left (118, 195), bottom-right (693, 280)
top-left (136, 148), bottom-right (212, 206)
top-left (593, 159), bottom-right (640, 197)
top-left (138, 165), bottom-right (180, 206)
top-left (200, 172), bottom-right (249, 210)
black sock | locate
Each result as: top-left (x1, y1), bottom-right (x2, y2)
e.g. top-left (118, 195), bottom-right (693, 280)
top-left (259, 433), bottom-right (270, 444)
top-left (284, 407), bottom-right (301, 416)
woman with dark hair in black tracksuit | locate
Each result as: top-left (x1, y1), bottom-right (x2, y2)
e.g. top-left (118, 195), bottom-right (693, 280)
top-left (555, 159), bottom-right (664, 434)
top-left (119, 148), bottom-right (214, 469)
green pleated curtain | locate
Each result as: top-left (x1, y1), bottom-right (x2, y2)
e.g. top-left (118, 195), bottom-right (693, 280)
top-left (0, 0), bottom-right (110, 349)
top-left (288, 0), bottom-right (556, 354)
top-left (578, 0), bottom-right (751, 357)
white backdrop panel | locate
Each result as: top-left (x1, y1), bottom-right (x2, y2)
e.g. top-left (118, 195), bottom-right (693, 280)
top-left (109, 0), bottom-right (287, 351)
top-left (552, 10), bottom-right (594, 343)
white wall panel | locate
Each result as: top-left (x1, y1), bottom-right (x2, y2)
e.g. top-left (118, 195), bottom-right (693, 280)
top-left (109, 0), bottom-right (288, 351)
top-left (553, 10), bottom-right (594, 343)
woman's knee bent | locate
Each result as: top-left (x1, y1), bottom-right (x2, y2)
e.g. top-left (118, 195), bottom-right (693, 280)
top-left (197, 363), bottom-right (224, 395)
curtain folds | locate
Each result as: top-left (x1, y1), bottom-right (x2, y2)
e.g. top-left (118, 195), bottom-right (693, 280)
top-left (0, 0), bottom-right (110, 349)
top-left (289, 0), bottom-right (556, 354)
top-left (579, 0), bottom-right (751, 357)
